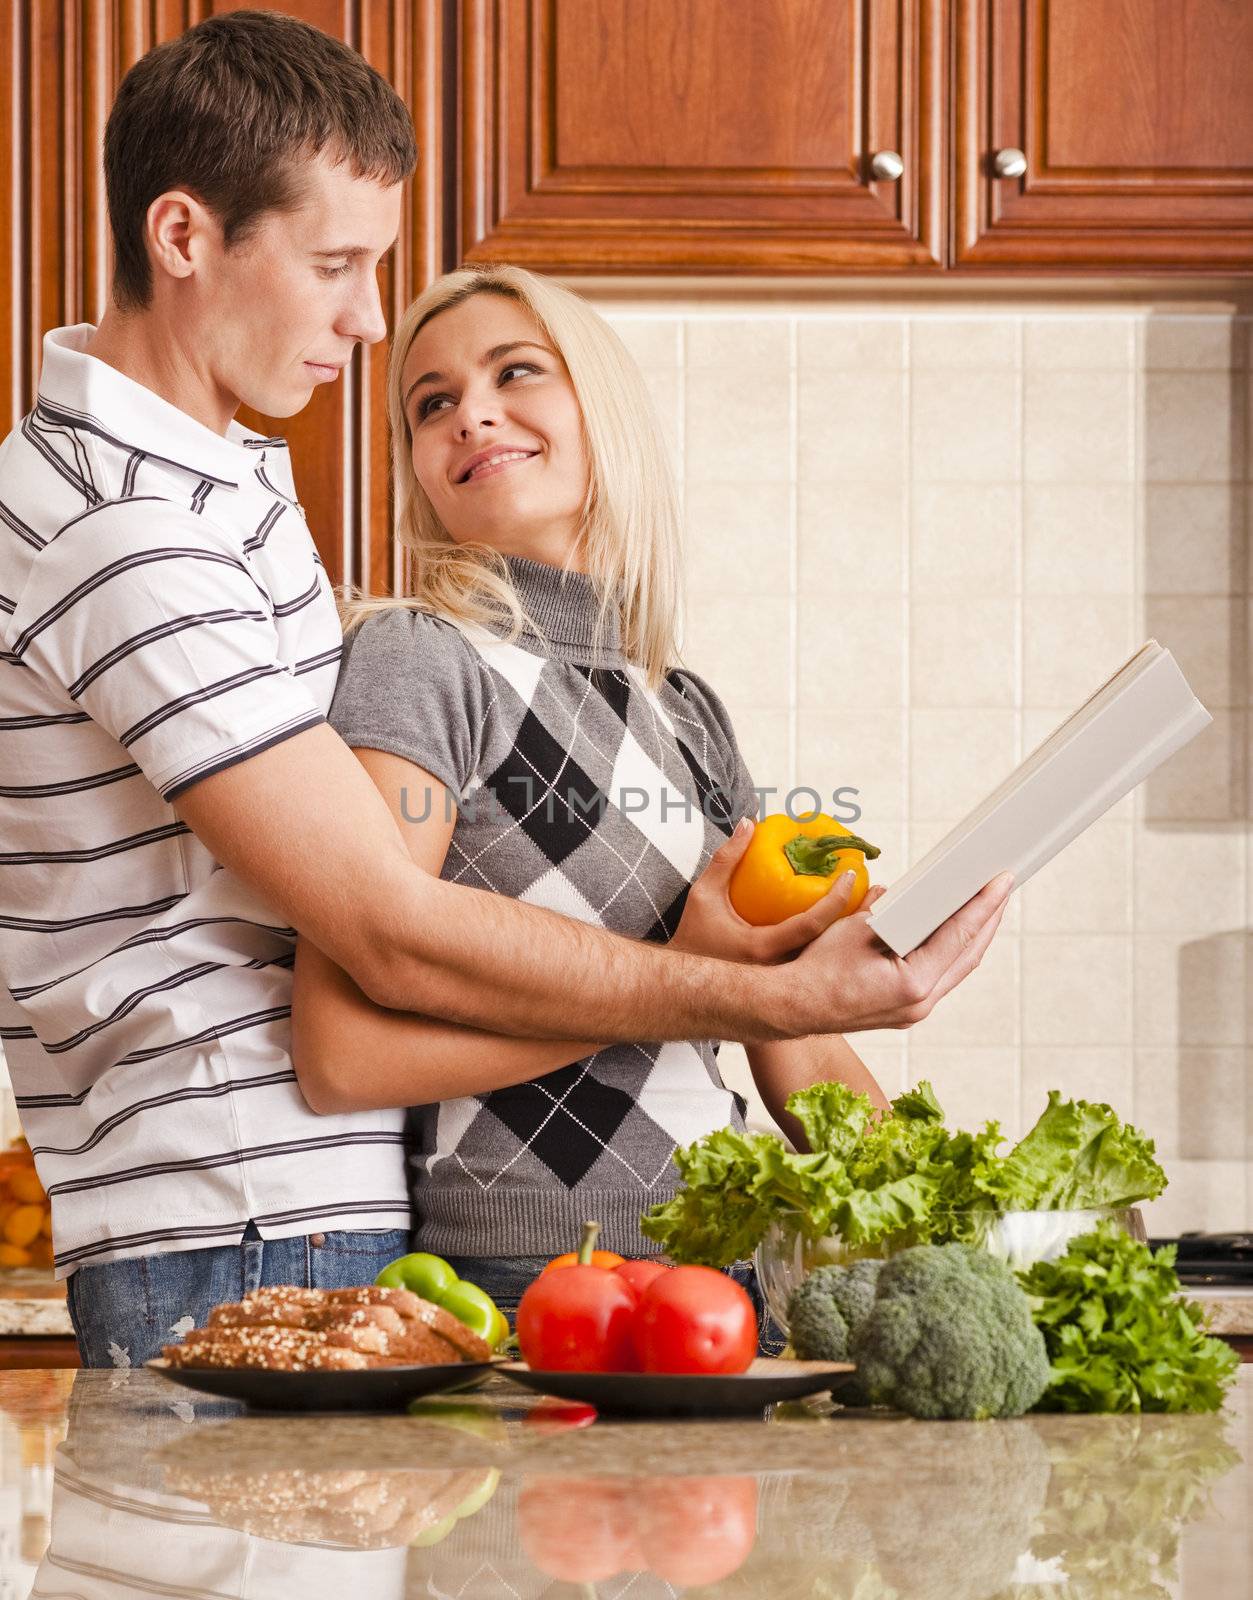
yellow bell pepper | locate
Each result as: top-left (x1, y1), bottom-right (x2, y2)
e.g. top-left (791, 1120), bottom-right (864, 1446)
top-left (728, 812), bottom-right (880, 926)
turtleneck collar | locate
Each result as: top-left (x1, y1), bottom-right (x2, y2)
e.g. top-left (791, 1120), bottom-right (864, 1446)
top-left (497, 552), bottom-right (627, 666)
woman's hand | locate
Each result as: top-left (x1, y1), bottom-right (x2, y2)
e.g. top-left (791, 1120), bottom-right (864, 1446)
top-left (670, 820), bottom-right (889, 965)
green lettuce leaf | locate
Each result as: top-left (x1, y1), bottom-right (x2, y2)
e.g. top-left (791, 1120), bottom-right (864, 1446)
top-left (640, 1129), bottom-right (852, 1266)
top-left (828, 1172), bottom-right (941, 1246)
top-left (1019, 1221), bottom-right (1239, 1413)
top-left (786, 1080), bottom-right (878, 1160)
top-left (889, 1080), bottom-right (945, 1123)
top-left (976, 1091), bottom-right (1166, 1212)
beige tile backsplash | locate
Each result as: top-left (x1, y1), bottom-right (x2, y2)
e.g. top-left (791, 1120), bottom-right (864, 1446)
top-left (912, 483), bottom-right (1019, 594)
top-left (596, 297), bottom-right (1253, 1233)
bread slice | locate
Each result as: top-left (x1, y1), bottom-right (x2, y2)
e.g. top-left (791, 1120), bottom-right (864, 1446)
top-left (207, 1286), bottom-right (327, 1328)
top-left (163, 1325), bottom-right (371, 1372)
top-left (407, 1298), bottom-right (493, 1364)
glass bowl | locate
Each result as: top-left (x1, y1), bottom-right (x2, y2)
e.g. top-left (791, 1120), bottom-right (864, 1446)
top-left (753, 1206), bottom-right (1147, 1335)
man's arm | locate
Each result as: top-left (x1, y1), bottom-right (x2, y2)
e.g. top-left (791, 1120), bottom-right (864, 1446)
top-left (16, 497), bottom-right (1011, 1053)
top-left (292, 943), bottom-right (603, 1113)
top-left (292, 752), bottom-right (904, 1114)
top-left (290, 747), bottom-right (603, 1114)
top-left (173, 724), bottom-right (1014, 1046)
top-left (174, 721), bottom-right (790, 1043)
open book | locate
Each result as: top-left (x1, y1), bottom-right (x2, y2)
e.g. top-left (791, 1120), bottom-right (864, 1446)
top-left (864, 640), bottom-right (1212, 958)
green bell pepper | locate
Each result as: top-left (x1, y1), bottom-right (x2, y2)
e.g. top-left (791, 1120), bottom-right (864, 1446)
top-left (409, 1467), bottom-right (501, 1547)
top-left (376, 1250), bottom-right (509, 1349)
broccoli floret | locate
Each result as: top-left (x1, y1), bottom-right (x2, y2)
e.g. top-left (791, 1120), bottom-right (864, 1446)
top-left (787, 1260), bottom-right (882, 1361)
top-left (850, 1243), bottom-right (1050, 1420)
top-left (788, 1259), bottom-right (884, 1408)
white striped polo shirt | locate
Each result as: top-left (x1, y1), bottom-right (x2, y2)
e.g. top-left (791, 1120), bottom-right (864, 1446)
top-left (0, 325), bottom-right (407, 1276)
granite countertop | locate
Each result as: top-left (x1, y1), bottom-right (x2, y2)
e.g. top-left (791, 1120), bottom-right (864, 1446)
top-left (0, 1272), bottom-right (71, 1336)
top-left (1190, 1286), bottom-right (1253, 1337)
top-left (0, 1364), bottom-right (1249, 1597)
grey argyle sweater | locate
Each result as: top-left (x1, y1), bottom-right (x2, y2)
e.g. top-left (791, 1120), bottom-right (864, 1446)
top-left (327, 553), bottom-right (758, 1257)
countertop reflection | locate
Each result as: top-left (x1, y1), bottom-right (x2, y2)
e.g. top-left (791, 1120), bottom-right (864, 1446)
top-left (0, 1366), bottom-right (1249, 1598)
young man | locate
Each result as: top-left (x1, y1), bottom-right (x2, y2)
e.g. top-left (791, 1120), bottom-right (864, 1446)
top-left (0, 12), bottom-right (1010, 1365)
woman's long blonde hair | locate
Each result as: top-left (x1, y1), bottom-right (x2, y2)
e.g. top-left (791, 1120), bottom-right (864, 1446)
top-left (337, 263), bottom-right (685, 691)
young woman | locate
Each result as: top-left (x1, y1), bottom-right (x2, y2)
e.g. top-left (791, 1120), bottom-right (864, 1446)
top-left (289, 264), bottom-right (889, 1337)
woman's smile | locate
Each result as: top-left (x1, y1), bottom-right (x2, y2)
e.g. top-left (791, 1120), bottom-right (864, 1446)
top-left (457, 446), bottom-right (540, 485)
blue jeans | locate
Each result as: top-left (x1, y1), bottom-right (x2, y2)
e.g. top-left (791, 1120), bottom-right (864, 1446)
top-left (66, 1224), bottom-right (410, 1369)
top-left (442, 1254), bottom-right (788, 1358)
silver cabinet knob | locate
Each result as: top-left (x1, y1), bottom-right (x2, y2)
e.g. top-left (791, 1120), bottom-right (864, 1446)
top-left (869, 150), bottom-right (904, 182)
top-left (993, 147), bottom-right (1027, 178)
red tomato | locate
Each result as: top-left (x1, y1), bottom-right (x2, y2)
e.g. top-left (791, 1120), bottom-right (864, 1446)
top-left (614, 1259), bottom-right (669, 1297)
top-left (523, 1399), bottom-right (599, 1435)
top-left (518, 1477), bottom-right (642, 1581)
top-left (516, 1264), bottom-right (639, 1372)
top-left (637, 1475), bottom-right (758, 1585)
top-left (633, 1266), bottom-right (756, 1375)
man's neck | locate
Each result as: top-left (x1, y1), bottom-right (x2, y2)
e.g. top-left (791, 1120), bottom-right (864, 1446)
top-left (84, 305), bottom-right (236, 436)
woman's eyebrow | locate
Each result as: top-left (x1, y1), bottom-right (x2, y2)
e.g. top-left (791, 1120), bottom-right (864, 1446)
top-left (404, 341), bottom-right (554, 409)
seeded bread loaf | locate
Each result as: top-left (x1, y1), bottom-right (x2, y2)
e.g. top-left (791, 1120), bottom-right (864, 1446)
top-left (164, 1282), bottom-right (492, 1370)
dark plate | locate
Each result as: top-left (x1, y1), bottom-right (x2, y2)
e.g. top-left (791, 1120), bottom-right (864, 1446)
top-left (497, 1357), bottom-right (855, 1416)
top-left (145, 1358), bottom-right (494, 1413)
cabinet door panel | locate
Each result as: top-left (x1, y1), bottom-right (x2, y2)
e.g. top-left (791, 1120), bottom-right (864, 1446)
top-left (462, 0), bottom-right (945, 271)
top-left (955, 0), bottom-right (1253, 270)
top-left (551, 2), bottom-right (850, 172)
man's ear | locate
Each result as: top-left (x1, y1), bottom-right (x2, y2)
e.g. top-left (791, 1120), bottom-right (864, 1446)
top-left (145, 189), bottom-right (219, 286)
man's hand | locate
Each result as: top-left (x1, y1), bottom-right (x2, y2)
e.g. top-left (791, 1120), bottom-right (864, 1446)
top-left (671, 819), bottom-right (889, 965)
top-left (777, 870), bottom-right (1013, 1042)
top-left (677, 817), bottom-right (1015, 1043)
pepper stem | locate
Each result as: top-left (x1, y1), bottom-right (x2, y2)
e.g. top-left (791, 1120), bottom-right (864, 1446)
top-left (576, 1220), bottom-right (601, 1266)
top-left (783, 831), bottom-right (881, 877)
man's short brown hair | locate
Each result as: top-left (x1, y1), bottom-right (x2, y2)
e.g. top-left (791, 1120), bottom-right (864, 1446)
top-left (104, 9), bottom-right (417, 311)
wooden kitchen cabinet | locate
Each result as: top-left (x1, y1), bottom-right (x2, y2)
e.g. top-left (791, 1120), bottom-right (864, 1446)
top-left (462, 0), bottom-right (1253, 275)
top-left (953, 0), bottom-right (1253, 270)
top-left (460, 0), bottom-right (947, 272)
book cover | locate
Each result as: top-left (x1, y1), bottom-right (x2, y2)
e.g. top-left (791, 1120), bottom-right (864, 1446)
top-left (864, 642), bottom-right (1212, 958)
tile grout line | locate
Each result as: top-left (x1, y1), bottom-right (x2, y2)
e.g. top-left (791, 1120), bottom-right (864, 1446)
top-left (788, 319), bottom-right (799, 803)
top-left (1240, 327), bottom-right (1251, 1225)
top-left (1014, 315), bottom-right (1025, 1138)
top-left (676, 318), bottom-right (686, 655)
top-left (901, 317), bottom-right (912, 1096)
top-left (1131, 316), bottom-right (1142, 1120)
top-left (1247, 323), bottom-right (1253, 1222)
